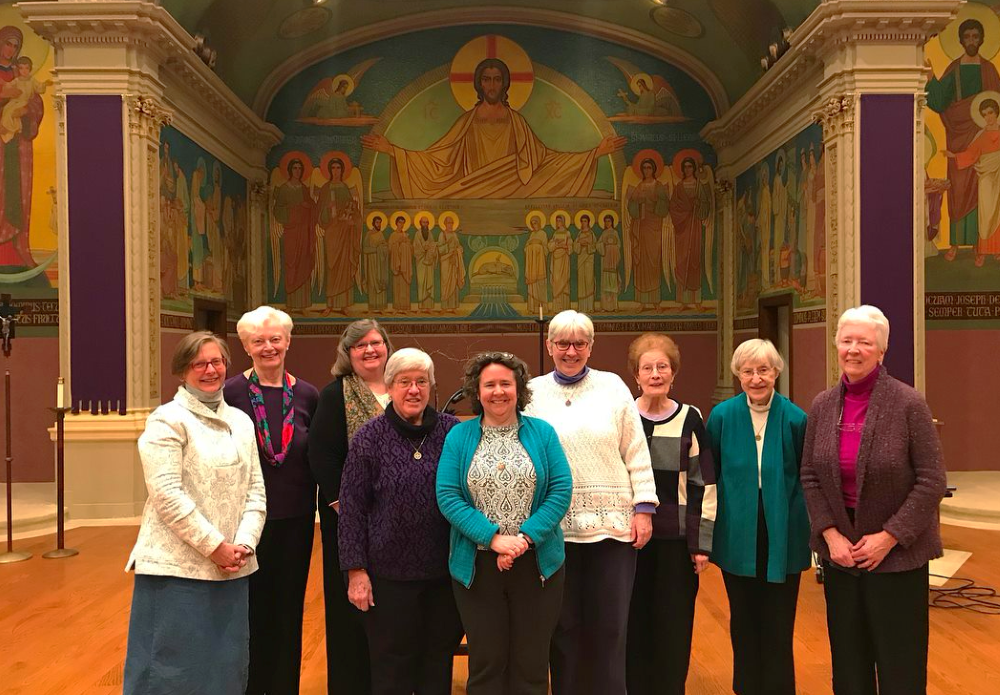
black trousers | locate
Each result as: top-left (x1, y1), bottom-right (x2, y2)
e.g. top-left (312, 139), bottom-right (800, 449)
top-left (721, 493), bottom-right (801, 695)
top-left (246, 514), bottom-right (314, 695)
top-left (318, 501), bottom-right (371, 695)
top-left (626, 538), bottom-right (700, 695)
top-left (550, 539), bottom-right (637, 695)
top-left (363, 574), bottom-right (464, 695)
top-left (453, 550), bottom-right (565, 695)
top-left (822, 561), bottom-right (930, 695)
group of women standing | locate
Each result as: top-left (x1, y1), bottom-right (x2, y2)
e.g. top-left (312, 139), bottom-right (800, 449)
top-left (122, 303), bottom-right (946, 695)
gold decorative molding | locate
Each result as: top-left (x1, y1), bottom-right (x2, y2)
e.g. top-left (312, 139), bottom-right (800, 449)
top-left (126, 94), bottom-right (173, 137)
top-left (814, 95), bottom-right (855, 137)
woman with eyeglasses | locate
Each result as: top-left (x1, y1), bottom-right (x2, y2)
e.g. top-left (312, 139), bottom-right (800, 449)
top-left (800, 306), bottom-right (945, 694)
top-left (625, 333), bottom-right (716, 695)
top-left (338, 348), bottom-right (464, 695)
top-left (705, 338), bottom-right (810, 695)
top-left (308, 319), bottom-right (393, 695)
top-left (523, 310), bottom-right (658, 695)
top-left (124, 331), bottom-right (266, 695)
top-left (223, 306), bottom-right (319, 695)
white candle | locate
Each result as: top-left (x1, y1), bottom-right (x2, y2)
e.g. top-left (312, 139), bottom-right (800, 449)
top-left (56, 377), bottom-right (64, 408)
top-left (539, 305), bottom-right (543, 321)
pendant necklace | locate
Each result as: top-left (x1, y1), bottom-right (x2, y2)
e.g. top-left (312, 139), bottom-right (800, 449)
top-left (754, 422), bottom-right (766, 442)
top-left (410, 435), bottom-right (428, 460)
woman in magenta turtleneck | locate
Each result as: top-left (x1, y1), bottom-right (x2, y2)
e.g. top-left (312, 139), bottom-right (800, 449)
top-left (801, 305), bottom-right (946, 695)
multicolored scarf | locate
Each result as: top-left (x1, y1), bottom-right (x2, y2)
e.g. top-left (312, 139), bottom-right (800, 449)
top-left (248, 371), bottom-right (295, 467)
top-left (342, 373), bottom-right (385, 440)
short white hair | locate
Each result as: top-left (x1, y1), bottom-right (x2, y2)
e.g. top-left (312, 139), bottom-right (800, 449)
top-left (548, 310), bottom-right (595, 344)
top-left (384, 347), bottom-right (435, 387)
top-left (236, 305), bottom-right (293, 342)
top-left (836, 305), bottom-right (890, 352)
top-left (731, 338), bottom-right (785, 376)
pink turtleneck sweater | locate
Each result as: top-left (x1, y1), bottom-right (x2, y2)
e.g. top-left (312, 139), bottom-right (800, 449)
top-left (838, 365), bottom-right (881, 508)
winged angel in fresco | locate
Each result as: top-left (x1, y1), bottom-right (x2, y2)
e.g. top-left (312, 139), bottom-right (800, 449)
top-left (606, 56), bottom-right (687, 124)
top-left (298, 58), bottom-right (381, 126)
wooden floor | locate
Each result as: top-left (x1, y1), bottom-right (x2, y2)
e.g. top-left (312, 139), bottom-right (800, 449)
top-left (1, 523), bottom-right (998, 694)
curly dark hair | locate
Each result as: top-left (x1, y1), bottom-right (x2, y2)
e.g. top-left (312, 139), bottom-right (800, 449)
top-left (462, 352), bottom-right (532, 416)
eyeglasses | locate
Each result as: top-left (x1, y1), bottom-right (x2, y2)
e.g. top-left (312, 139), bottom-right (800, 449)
top-left (739, 366), bottom-right (773, 379)
top-left (837, 338), bottom-right (876, 350)
top-left (351, 339), bottom-right (385, 351)
top-left (552, 340), bottom-right (590, 352)
top-left (394, 377), bottom-right (430, 390)
top-left (639, 363), bottom-right (672, 375)
top-left (190, 358), bottom-right (225, 372)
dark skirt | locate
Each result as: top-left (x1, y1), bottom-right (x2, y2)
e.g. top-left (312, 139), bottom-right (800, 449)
top-left (123, 574), bottom-right (250, 695)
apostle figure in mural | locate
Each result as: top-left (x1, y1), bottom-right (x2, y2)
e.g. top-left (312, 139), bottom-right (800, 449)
top-left (412, 213), bottom-right (438, 311)
top-left (574, 211), bottom-right (597, 313)
top-left (190, 159), bottom-right (208, 290)
top-left (388, 213), bottom-right (413, 311)
top-left (205, 162), bottom-right (223, 293)
top-left (0, 25), bottom-right (43, 273)
top-left (437, 212), bottom-right (465, 312)
top-left (173, 162), bottom-right (190, 293)
top-left (597, 211), bottom-right (621, 312)
top-left (523, 211), bottom-right (548, 315)
top-left (360, 56), bottom-right (626, 199)
top-left (548, 212), bottom-right (572, 312)
top-left (671, 156), bottom-right (714, 311)
top-left (623, 154), bottom-right (673, 311)
top-left (757, 162), bottom-right (772, 291)
top-left (160, 143), bottom-right (178, 299)
top-left (771, 151), bottom-right (788, 285)
top-left (271, 157), bottom-right (317, 311)
top-left (810, 146), bottom-right (826, 295)
top-left (944, 95), bottom-right (1000, 264)
top-left (362, 212), bottom-right (388, 311)
top-left (928, 17), bottom-right (1000, 261)
top-left (315, 155), bottom-right (362, 313)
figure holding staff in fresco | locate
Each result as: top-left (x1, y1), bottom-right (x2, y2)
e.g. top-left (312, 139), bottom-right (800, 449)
top-left (388, 212), bottom-right (414, 312)
top-left (361, 38), bottom-right (626, 199)
top-left (438, 211), bottom-right (465, 312)
top-left (413, 212), bottom-right (438, 311)
top-left (624, 152), bottom-right (673, 311)
top-left (927, 11), bottom-right (1000, 260)
top-left (315, 153), bottom-right (363, 313)
top-left (271, 155), bottom-right (318, 311)
top-left (362, 212), bottom-right (389, 312)
top-left (548, 211), bottom-right (572, 313)
top-left (574, 211), bottom-right (597, 313)
top-left (524, 210), bottom-right (548, 315)
top-left (670, 154), bottom-right (714, 312)
top-left (597, 210), bottom-right (621, 312)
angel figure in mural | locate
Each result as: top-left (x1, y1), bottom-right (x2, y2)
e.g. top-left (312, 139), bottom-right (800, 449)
top-left (412, 212), bottom-right (438, 311)
top-left (523, 210), bottom-right (548, 315)
top-left (388, 212), bottom-right (414, 312)
top-left (606, 57), bottom-right (685, 123)
top-left (362, 212), bottom-right (388, 311)
top-left (299, 58), bottom-right (380, 125)
top-left (437, 212), bottom-right (465, 312)
top-left (574, 211), bottom-right (597, 313)
top-left (361, 55), bottom-right (626, 199)
top-left (313, 153), bottom-right (363, 313)
top-left (270, 155), bottom-right (318, 311)
top-left (670, 155), bottom-right (714, 311)
top-left (623, 152), bottom-right (674, 311)
top-left (548, 211), bottom-right (573, 313)
top-left (943, 94), bottom-right (1000, 265)
top-left (597, 211), bottom-right (621, 312)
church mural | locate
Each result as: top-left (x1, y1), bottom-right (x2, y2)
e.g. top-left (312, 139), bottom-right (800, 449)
top-left (925, 1), bottom-right (1000, 328)
top-left (734, 123), bottom-right (826, 317)
top-left (159, 126), bottom-right (248, 317)
top-left (265, 26), bottom-right (718, 324)
top-left (0, 9), bottom-right (58, 333)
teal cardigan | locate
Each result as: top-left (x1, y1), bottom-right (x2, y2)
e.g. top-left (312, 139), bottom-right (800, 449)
top-left (706, 392), bottom-right (811, 583)
top-left (436, 414), bottom-right (573, 588)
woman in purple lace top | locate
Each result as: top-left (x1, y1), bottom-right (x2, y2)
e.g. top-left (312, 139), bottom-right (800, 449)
top-left (801, 305), bottom-right (946, 695)
top-left (338, 348), bottom-right (463, 695)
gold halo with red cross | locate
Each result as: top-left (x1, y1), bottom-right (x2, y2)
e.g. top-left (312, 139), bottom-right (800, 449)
top-left (450, 35), bottom-right (534, 111)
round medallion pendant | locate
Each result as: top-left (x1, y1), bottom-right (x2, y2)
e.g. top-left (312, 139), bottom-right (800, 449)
top-left (565, 399), bottom-right (571, 407)
top-left (413, 451), bottom-right (422, 460)
top-left (755, 435), bottom-right (761, 442)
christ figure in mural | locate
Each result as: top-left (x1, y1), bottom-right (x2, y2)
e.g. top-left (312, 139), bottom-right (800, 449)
top-left (361, 58), bottom-right (626, 199)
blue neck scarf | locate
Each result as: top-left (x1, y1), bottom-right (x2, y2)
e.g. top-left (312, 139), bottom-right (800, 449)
top-left (553, 366), bottom-right (590, 385)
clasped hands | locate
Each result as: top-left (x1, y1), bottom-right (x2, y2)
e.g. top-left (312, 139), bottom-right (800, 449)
top-left (210, 541), bottom-right (249, 574)
top-left (823, 527), bottom-right (898, 571)
top-left (491, 533), bottom-right (530, 572)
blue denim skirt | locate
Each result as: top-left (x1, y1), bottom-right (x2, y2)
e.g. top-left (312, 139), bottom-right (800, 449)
top-left (123, 574), bottom-right (250, 695)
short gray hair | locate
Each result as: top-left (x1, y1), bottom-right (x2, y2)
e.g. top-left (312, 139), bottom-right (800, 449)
top-left (384, 347), bottom-right (435, 387)
top-left (331, 319), bottom-right (393, 377)
top-left (836, 305), bottom-right (890, 352)
top-left (730, 338), bottom-right (785, 377)
top-left (236, 306), bottom-right (293, 343)
top-left (548, 309), bottom-right (595, 344)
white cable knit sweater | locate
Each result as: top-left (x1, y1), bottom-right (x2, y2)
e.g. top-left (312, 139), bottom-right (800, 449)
top-left (525, 369), bottom-right (658, 543)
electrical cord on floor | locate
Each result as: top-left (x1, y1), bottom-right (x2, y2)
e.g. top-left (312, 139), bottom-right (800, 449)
top-left (929, 574), bottom-right (1000, 614)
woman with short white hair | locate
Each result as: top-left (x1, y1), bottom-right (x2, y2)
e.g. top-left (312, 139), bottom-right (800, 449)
top-left (224, 305), bottom-right (319, 695)
top-left (338, 348), bottom-right (464, 695)
top-left (706, 338), bottom-right (810, 695)
top-left (523, 309), bottom-right (658, 695)
top-left (801, 306), bottom-right (945, 694)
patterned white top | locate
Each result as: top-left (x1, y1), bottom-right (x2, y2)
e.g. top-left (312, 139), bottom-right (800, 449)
top-left (524, 369), bottom-right (658, 543)
top-left (467, 424), bottom-right (536, 548)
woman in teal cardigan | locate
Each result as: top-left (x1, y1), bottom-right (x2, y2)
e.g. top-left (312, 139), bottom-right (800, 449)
top-left (437, 352), bottom-right (572, 695)
top-left (706, 339), bottom-right (810, 695)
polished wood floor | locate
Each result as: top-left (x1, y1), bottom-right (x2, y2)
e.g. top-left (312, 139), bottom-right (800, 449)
top-left (1, 523), bottom-right (998, 694)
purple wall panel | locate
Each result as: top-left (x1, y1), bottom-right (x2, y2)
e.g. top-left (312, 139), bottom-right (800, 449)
top-left (859, 95), bottom-right (914, 385)
top-left (67, 95), bottom-right (127, 408)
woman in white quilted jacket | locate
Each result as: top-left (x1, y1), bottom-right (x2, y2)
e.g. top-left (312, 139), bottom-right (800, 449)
top-left (123, 331), bottom-right (267, 695)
